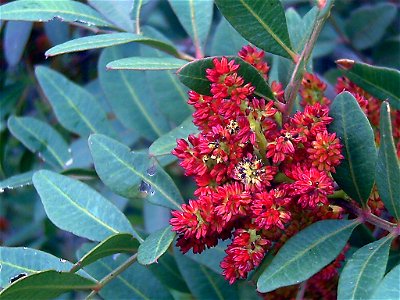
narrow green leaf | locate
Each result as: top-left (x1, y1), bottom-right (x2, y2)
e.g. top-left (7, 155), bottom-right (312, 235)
top-left (149, 118), bottom-right (198, 157)
top-left (0, 0), bottom-right (112, 27)
top-left (7, 116), bottom-right (72, 169)
top-left (106, 57), bottom-right (187, 70)
top-left (89, 134), bottom-right (184, 210)
top-left (0, 170), bottom-right (35, 192)
top-left (178, 56), bottom-right (275, 100)
top-left (174, 248), bottom-right (239, 300)
top-left (338, 60), bottom-right (400, 109)
top-left (0, 270), bottom-right (95, 300)
top-left (148, 252), bottom-right (190, 293)
top-left (45, 33), bottom-right (180, 58)
top-left (371, 264), bottom-right (400, 300)
top-left (4, 21), bottom-right (33, 67)
top-left (32, 170), bottom-right (136, 241)
top-left (338, 235), bottom-right (393, 300)
top-left (215, 0), bottom-right (295, 59)
top-left (71, 233), bottom-right (140, 272)
top-left (88, 0), bottom-right (134, 32)
top-left (138, 226), bottom-right (175, 265)
top-left (168, 0), bottom-right (213, 55)
top-left (257, 219), bottom-right (360, 293)
top-left (328, 92), bottom-right (377, 205)
top-left (140, 26), bottom-right (192, 124)
top-left (77, 245), bottom-right (173, 300)
top-left (35, 66), bottom-right (115, 138)
top-left (98, 44), bottom-right (170, 140)
top-left (376, 102), bottom-right (400, 220)
top-left (0, 247), bottom-right (74, 288)
top-left (345, 3), bottom-right (397, 50)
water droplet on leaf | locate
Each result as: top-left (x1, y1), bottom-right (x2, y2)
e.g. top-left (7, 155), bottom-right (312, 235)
top-left (147, 164), bottom-right (157, 177)
top-left (139, 180), bottom-right (155, 196)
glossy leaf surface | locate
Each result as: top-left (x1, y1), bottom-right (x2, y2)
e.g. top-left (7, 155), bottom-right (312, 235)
top-left (328, 92), bottom-right (377, 205)
top-left (215, 0), bottom-right (294, 59)
top-left (257, 219), bottom-right (360, 293)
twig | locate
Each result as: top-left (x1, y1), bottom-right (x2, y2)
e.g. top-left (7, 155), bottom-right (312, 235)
top-left (331, 198), bottom-right (399, 234)
top-left (296, 281), bottom-right (308, 300)
top-left (284, 3), bottom-right (335, 118)
top-left (86, 254), bottom-right (138, 299)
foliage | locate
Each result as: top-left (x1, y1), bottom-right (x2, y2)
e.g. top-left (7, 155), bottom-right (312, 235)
top-left (0, 0), bottom-right (399, 299)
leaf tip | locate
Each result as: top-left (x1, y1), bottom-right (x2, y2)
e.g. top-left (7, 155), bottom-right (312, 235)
top-left (336, 59), bottom-right (355, 70)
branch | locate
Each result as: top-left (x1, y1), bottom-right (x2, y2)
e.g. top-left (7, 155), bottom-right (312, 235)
top-left (331, 198), bottom-right (399, 235)
top-left (86, 254), bottom-right (138, 299)
top-left (283, 3), bottom-right (334, 118)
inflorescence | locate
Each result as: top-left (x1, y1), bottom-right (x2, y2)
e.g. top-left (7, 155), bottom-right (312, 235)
top-left (169, 45), bottom-right (398, 297)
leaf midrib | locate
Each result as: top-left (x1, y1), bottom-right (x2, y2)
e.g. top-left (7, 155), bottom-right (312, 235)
top-left (95, 138), bottom-right (182, 209)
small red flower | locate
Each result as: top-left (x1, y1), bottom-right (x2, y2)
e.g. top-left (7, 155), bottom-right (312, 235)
top-left (307, 131), bottom-right (344, 172)
top-left (251, 190), bottom-right (291, 230)
top-left (287, 165), bottom-right (334, 208)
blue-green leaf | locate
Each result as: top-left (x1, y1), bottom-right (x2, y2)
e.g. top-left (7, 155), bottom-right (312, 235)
top-left (8, 116), bottom-right (72, 169)
top-left (0, 0), bottom-right (112, 27)
top-left (89, 134), bottom-right (184, 210)
top-left (32, 170), bottom-right (136, 241)
top-left (35, 66), bottom-right (115, 138)
top-left (169, 0), bottom-right (213, 55)
top-left (338, 235), bottom-right (393, 300)
top-left (371, 264), bottom-right (400, 300)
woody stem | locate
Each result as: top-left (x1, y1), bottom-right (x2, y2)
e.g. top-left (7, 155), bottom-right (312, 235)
top-left (86, 254), bottom-right (138, 299)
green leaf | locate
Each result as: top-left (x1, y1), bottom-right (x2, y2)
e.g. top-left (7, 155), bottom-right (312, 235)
top-left (215, 0), bottom-right (295, 59)
top-left (186, 239), bottom-right (230, 274)
top-left (178, 56), bottom-right (275, 100)
top-left (286, 7), bottom-right (318, 54)
top-left (174, 248), bottom-right (239, 300)
top-left (371, 264), bottom-right (400, 300)
top-left (140, 26), bottom-right (192, 124)
top-left (77, 245), bottom-right (173, 300)
top-left (7, 116), bottom-right (72, 169)
top-left (71, 233), bottom-right (140, 272)
top-left (211, 18), bottom-right (248, 56)
top-left (168, 0), bottom-right (213, 55)
top-left (35, 66), bottom-right (115, 138)
top-left (45, 33), bottom-right (180, 58)
top-left (0, 247), bottom-right (74, 288)
top-left (137, 225), bottom-right (175, 265)
top-left (345, 3), bottom-right (397, 50)
top-left (89, 134), bottom-right (184, 210)
top-left (0, 270), bottom-right (95, 300)
top-left (0, 0), bottom-right (112, 27)
top-left (106, 57), bottom-right (187, 70)
top-left (4, 21), bottom-right (33, 67)
top-left (376, 102), bottom-right (400, 220)
top-left (328, 92), bottom-right (377, 205)
top-left (88, 0), bottom-right (134, 32)
top-left (98, 44), bottom-right (170, 140)
top-left (32, 170), bottom-right (136, 241)
top-left (148, 252), bottom-right (190, 293)
top-left (149, 118), bottom-right (198, 157)
top-left (338, 235), bottom-right (393, 300)
top-left (0, 170), bottom-right (35, 192)
top-left (338, 60), bottom-right (400, 109)
top-left (257, 219), bottom-right (360, 293)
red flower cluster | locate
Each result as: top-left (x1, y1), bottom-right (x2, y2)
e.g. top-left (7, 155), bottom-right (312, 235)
top-left (171, 46), bottom-right (345, 284)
